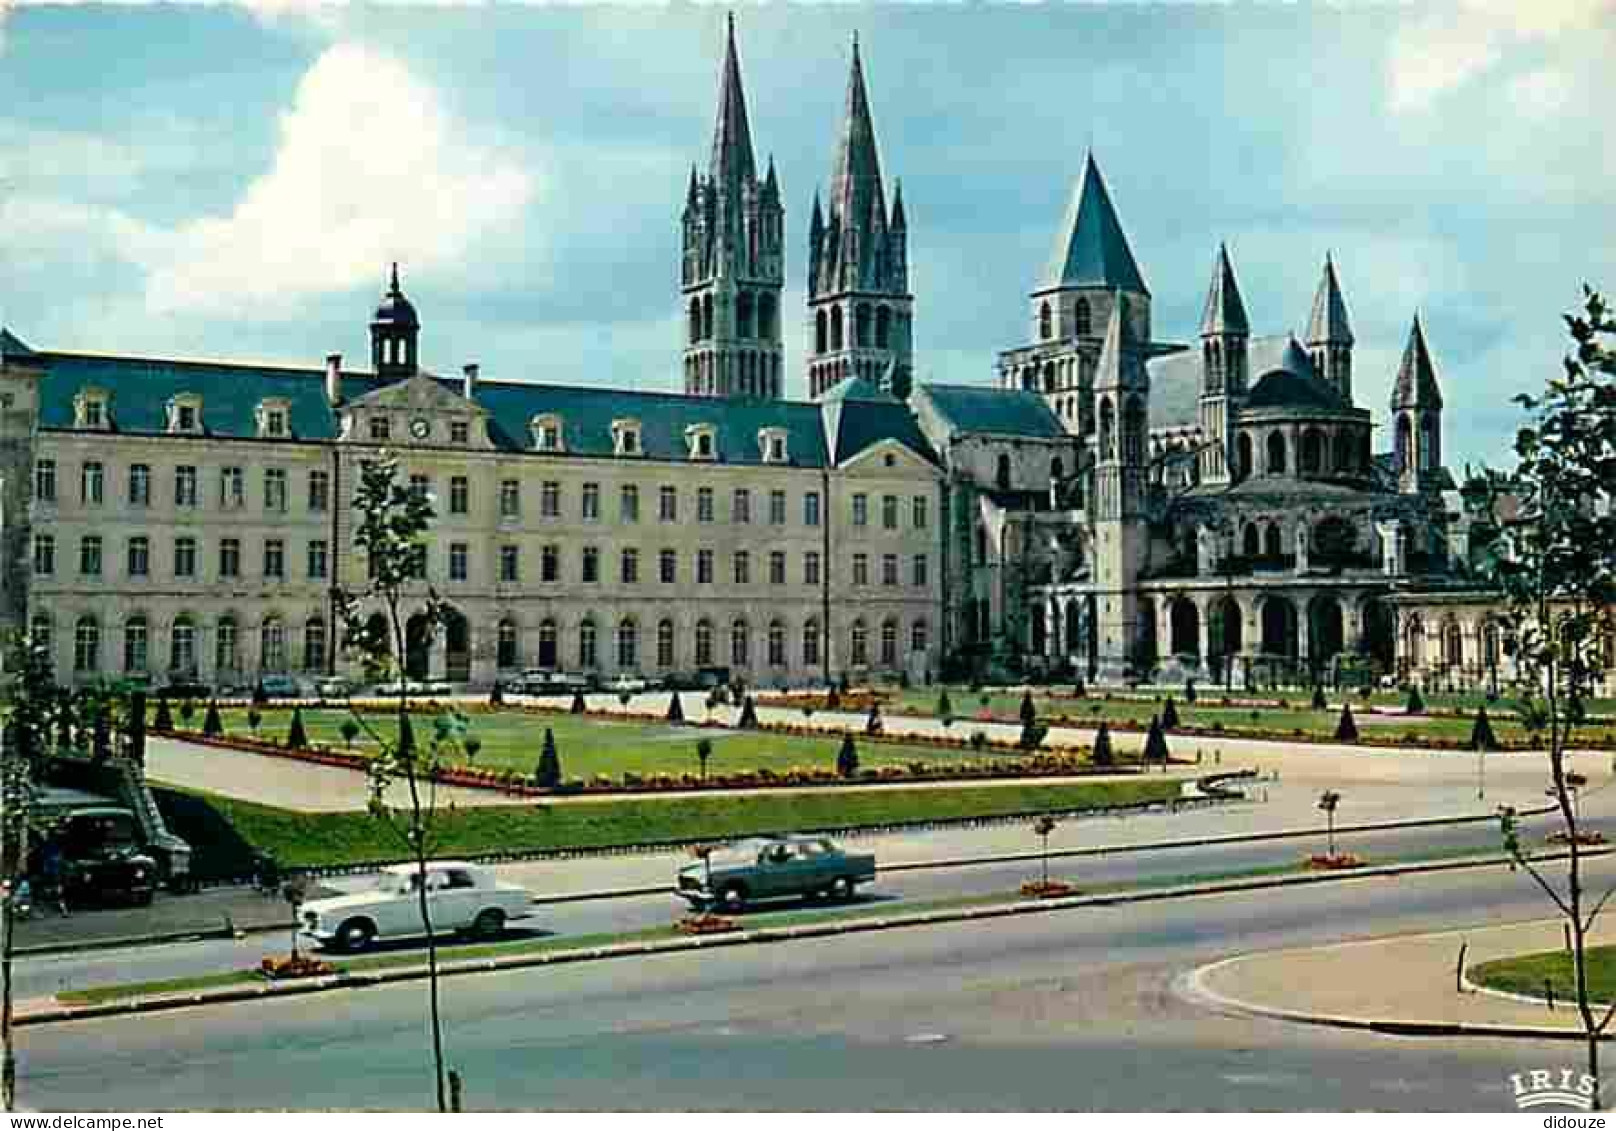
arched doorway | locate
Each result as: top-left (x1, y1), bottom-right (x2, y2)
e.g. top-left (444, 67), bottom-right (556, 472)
top-left (1209, 595), bottom-right (1242, 680)
top-left (1065, 602), bottom-right (1081, 660)
top-left (1309, 594), bottom-right (1345, 676)
top-left (1169, 598), bottom-right (1200, 658)
top-left (443, 609), bottom-right (470, 683)
top-left (1361, 597), bottom-right (1393, 672)
top-left (1135, 597), bottom-right (1158, 669)
top-left (1261, 596), bottom-right (1298, 659)
top-left (405, 613), bottom-right (433, 680)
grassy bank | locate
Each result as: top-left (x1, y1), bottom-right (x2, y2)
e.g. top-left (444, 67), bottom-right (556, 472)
top-left (1470, 945), bottom-right (1616, 1005)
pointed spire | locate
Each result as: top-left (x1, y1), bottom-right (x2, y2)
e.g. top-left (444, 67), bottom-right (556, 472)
top-left (1391, 314), bottom-right (1443, 410)
top-left (890, 179), bottom-right (907, 230)
top-left (1306, 252), bottom-right (1355, 346)
top-left (1043, 153), bottom-right (1149, 295)
top-left (809, 190), bottom-right (824, 235)
top-left (829, 31), bottom-right (885, 231)
top-left (708, 11), bottom-right (757, 189)
top-left (1198, 242), bottom-right (1250, 337)
top-left (388, 261), bottom-right (401, 295)
top-left (764, 154), bottom-right (778, 194)
top-left (686, 164), bottom-right (700, 207)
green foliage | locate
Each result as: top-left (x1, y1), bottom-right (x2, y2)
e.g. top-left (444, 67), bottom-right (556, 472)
top-left (246, 707), bottom-right (263, 735)
top-left (535, 728), bottom-right (562, 788)
top-left (1471, 705), bottom-right (1500, 752)
top-left (1335, 703), bottom-right (1359, 743)
top-left (1019, 690), bottom-right (1037, 726)
top-left (1018, 720), bottom-right (1049, 751)
top-left (666, 693), bottom-right (685, 724)
top-left (489, 682), bottom-right (505, 707)
top-left (836, 732), bottom-right (860, 779)
top-left (695, 737), bottom-right (713, 779)
top-left (286, 706), bottom-right (309, 750)
top-left (1312, 685), bottom-right (1327, 711)
top-left (737, 695), bottom-right (759, 729)
top-left (252, 682), bottom-right (269, 707)
top-left (1092, 721), bottom-right (1114, 767)
top-left (179, 699), bottom-right (197, 725)
top-left (203, 700), bottom-right (224, 737)
top-left (936, 688), bottom-right (953, 724)
top-left (969, 730), bottom-right (989, 752)
top-left (1184, 679), bottom-right (1197, 704)
top-left (1406, 685), bottom-right (1426, 715)
top-left (153, 695), bottom-right (175, 732)
top-left (570, 691), bottom-right (587, 715)
top-left (1143, 716), bottom-right (1170, 765)
top-left (865, 702), bottom-right (883, 735)
top-left (1161, 697), bottom-right (1180, 729)
top-left (826, 686), bottom-right (842, 711)
top-left (340, 718), bottom-right (361, 749)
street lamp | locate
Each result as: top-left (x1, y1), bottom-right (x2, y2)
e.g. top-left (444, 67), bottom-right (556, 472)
top-left (1318, 789), bottom-right (1342, 858)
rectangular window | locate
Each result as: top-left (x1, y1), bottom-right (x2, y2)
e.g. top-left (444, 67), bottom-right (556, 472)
top-left (370, 417), bottom-right (391, 442)
top-left (541, 481), bottom-right (560, 518)
top-left (804, 551), bottom-right (820, 586)
top-left (34, 459), bottom-right (56, 503)
top-left (732, 488), bottom-right (751, 524)
top-left (408, 474), bottom-right (430, 503)
top-left (264, 468), bottom-right (287, 513)
top-left (659, 485), bottom-right (678, 522)
top-left (264, 538), bottom-right (285, 580)
top-left (912, 495), bottom-right (928, 530)
top-left (882, 553), bottom-right (898, 586)
top-left (500, 545), bottom-right (520, 583)
top-left (659, 548), bottom-right (676, 584)
top-left (500, 479), bottom-right (520, 519)
top-left (697, 548), bottom-right (714, 584)
top-left (220, 467), bottom-right (244, 509)
top-left (697, 487), bottom-right (714, 523)
top-left (882, 494), bottom-right (898, 530)
top-left (541, 544), bottom-right (559, 582)
top-left (80, 536), bottom-right (103, 577)
top-left (769, 489), bottom-right (787, 526)
top-left (219, 538), bottom-right (240, 578)
top-left (853, 553), bottom-right (869, 586)
top-left (32, 534), bottom-right (53, 576)
top-left (620, 484), bottom-right (639, 522)
top-left (582, 482), bottom-right (600, 521)
top-left (733, 550), bottom-right (750, 585)
top-left (128, 464), bottom-right (151, 507)
top-left (82, 399), bottom-right (104, 429)
top-left (852, 493), bottom-right (868, 527)
top-left (174, 536), bottom-right (197, 579)
top-left (307, 540), bottom-right (328, 580)
top-left (128, 536), bottom-right (150, 578)
top-left (175, 465), bottom-right (198, 508)
top-left (177, 403), bottom-right (197, 431)
top-left (621, 547), bottom-right (639, 585)
top-left (769, 550), bottom-right (786, 585)
top-left (581, 546), bottom-right (599, 583)
top-left (450, 475), bottom-right (469, 515)
top-left (449, 542), bottom-right (469, 582)
top-left (82, 461), bottom-right (104, 505)
top-left (450, 421), bottom-right (470, 445)
top-left (308, 469), bottom-right (330, 512)
top-left (804, 490), bottom-right (821, 527)
top-left (912, 553), bottom-right (928, 587)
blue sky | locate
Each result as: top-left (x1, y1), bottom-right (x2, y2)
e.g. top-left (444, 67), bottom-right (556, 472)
top-left (2, 1), bottom-right (1612, 468)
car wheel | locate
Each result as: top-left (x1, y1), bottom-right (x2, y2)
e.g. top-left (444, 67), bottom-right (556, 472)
top-left (471, 908), bottom-right (506, 940)
top-left (718, 882), bottom-right (748, 913)
top-left (336, 918), bottom-right (376, 952)
top-left (829, 876), bottom-right (855, 902)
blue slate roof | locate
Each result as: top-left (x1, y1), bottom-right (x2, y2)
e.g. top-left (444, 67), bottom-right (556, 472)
top-left (1041, 153), bottom-right (1150, 296)
top-left (919, 384), bottom-right (1067, 439)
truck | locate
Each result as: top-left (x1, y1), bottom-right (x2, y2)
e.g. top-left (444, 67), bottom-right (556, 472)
top-left (300, 861), bottom-right (533, 952)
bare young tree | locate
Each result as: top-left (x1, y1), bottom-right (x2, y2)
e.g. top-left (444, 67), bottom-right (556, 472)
top-left (1481, 288), bottom-right (1616, 1106)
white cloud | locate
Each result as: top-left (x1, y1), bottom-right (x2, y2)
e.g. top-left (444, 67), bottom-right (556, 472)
top-left (140, 42), bottom-right (536, 318)
top-left (1509, 66), bottom-right (1576, 116)
top-left (1387, 0), bottom-right (1611, 113)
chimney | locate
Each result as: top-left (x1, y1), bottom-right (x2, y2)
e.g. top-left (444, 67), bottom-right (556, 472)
top-left (462, 362), bottom-right (480, 401)
top-left (325, 353), bottom-right (343, 406)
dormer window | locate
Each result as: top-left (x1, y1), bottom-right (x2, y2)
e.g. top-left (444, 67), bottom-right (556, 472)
top-left (758, 427), bottom-right (789, 464)
top-left (611, 418), bottom-right (642, 457)
top-left (166, 394), bottom-right (204, 435)
top-left (73, 388), bottom-right (110, 431)
top-left (369, 416), bottom-right (391, 442)
top-left (685, 423), bottom-right (717, 461)
top-left (531, 414), bottom-right (566, 453)
top-left (255, 398), bottom-right (292, 439)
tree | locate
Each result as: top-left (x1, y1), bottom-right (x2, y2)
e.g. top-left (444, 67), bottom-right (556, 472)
top-left (1480, 288), bottom-right (1616, 1106)
top-left (331, 452), bottom-right (477, 1113)
top-left (1470, 705), bottom-right (1499, 752)
top-left (825, 685), bottom-right (842, 711)
top-left (1032, 815), bottom-right (1058, 888)
top-left (737, 695), bottom-right (759, 729)
top-left (1143, 715), bottom-right (1170, 768)
top-left (153, 695), bottom-right (174, 733)
top-left (246, 707), bottom-right (263, 736)
top-left (203, 700), bottom-right (224, 737)
top-left (936, 688), bottom-right (954, 726)
top-left (1161, 697), bottom-right (1180, 730)
top-left (1405, 685), bottom-right (1426, 715)
top-left (1335, 703), bottom-right (1359, 744)
top-left (3, 633), bottom-right (56, 1110)
top-left (341, 717), bottom-right (361, 749)
top-left (570, 691), bottom-right (587, 715)
top-left (1184, 678), bottom-right (1198, 704)
top-left (666, 693), bottom-right (685, 725)
top-left (1018, 719), bottom-right (1048, 751)
top-left (1091, 720), bottom-right (1114, 767)
top-left (1311, 685), bottom-right (1327, 711)
top-left (695, 737), bottom-right (713, 781)
top-left (286, 706), bottom-right (309, 751)
top-left (865, 702), bottom-right (883, 736)
top-left (252, 681), bottom-right (269, 707)
top-left (1018, 690), bottom-right (1037, 726)
top-left (836, 732), bottom-right (859, 779)
top-left (488, 682), bottom-right (505, 707)
top-left (535, 728), bottom-right (562, 788)
top-left (178, 699), bottom-right (197, 728)
top-left (1318, 789), bottom-right (1342, 858)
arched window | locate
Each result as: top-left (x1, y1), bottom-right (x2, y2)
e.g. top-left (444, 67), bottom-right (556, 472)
top-left (29, 612), bottom-right (52, 659)
top-left (1404, 614), bottom-right (1426, 667)
top-left (701, 295), bottom-right (714, 341)
top-left (1396, 416), bottom-right (1413, 474)
top-left (1300, 428), bottom-right (1324, 475)
top-left (803, 618), bottom-right (821, 667)
top-left (737, 292), bottom-right (754, 340)
top-left (1074, 298), bottom-right (1091, 336)
top-left (1420, 415), bottom-right (1438, 472)
top-left (1483, 621), bottom-right (1502, 669)
top-left (171, 616), bottom-right (197, 676)
top-left (695, 619), bottom-right (713, 667)
top-left (1266, 431), bottom-right (1287, 475)
top-left (850, 620), bottom-right (868, 667)
top-left (1043, 362), bottom-right (1056, 393)
top-left (216, 615), bottom-right (239, 676)
top-left (657, 619), bottom-right (675, 669)
top-left (876, 305), bottom-right (891, 349)
top-left (1235, 433), bottom-right (1253, 482)
top-left (911, 620), bottom-right (928, 655)
top-left (829, 306), bottom-right (843, 352)
top-left (538, 618), bottom-right (558, 668)
top-left (1099, 398), bottom-right (1116, 460)
top-left (767, 620), bottom-right (786, 667)
top-left (1123, 396), bottom-right (1146, 464)
top-left (121, 614), bottom-right (148, 674)
top-left (1242, 524), bottom-right (1260, 558)
top-left (880, 620), bottom-right (898, 667)
top-left (855, 303), bottom-right (871, 348)
top-left (497, 619), bottom-right (519, 669)
top-left (74, 616), bottom-right (100, 673)
top-left (1039, 302), bottom-right (1052, 340)
top-left (815, 310), bottom-right (828, 354)
top-left (1334, 429), bottom-right (1355, 473)
top-left (730, 619), bottom-right (749, 667)
top-left (1444, 620), bottom-right (1464, 667)
top-left (688, 298), bottom-right (701, 344)
top-left (758, 293), bottom-right (776, 340)
top-left (579, 618), bottom-right (598, 669)
top-left (1264, 523), bottom-right (1283, 559)
top-left (617, 618), bottom-right (638, 670)
top-left (260, 617), bottom-right (285, 673)
top-left (303, 617), bottom-right (326, 672)
top-left (996, 453), bottom-right (1012, 491)
top-left (976, 524), bottom-right (989, 565)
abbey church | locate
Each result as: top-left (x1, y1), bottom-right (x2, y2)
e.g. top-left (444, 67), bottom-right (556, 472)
top-left (0, 18), bottom-right (1495, 693)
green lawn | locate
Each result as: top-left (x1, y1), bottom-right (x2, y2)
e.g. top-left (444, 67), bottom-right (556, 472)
top-left (159, 778), bottom-right (1182, 868)
top-left (1470, 944), bottom-right (1616, 1004)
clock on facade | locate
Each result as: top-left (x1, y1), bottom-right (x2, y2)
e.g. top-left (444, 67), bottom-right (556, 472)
top-left (410, 418), bottom-right (431, 440)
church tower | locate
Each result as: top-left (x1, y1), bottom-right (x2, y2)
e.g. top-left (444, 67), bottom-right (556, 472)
top-left (806, 36), bottom-right (912, 400)
top-left (1306, 253), bottom-right (1355, 402)
top-left (1391, 314), bottom-right (1445, 495)
top-left (1090, 297), bottom-right (1150, 681)
top-left (1197, 243), bottom-right (1249, 485)
top-left (370, 263), bottom-right (420, 382)
top-left (682, 15), bottom-right (784, 400)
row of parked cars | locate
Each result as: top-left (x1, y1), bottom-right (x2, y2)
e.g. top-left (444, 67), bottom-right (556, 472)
top-left (505, 667), bottom-right (734, 696)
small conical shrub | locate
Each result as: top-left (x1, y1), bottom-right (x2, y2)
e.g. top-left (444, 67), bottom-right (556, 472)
top-left (1406, 685), bottom-right (1426, 714)
top-left (826, 686), bottom-right (842, 711)
top-left (1019, 720), bottom-right (1048, 750)
top-left (1184, 679), bottom-right (1198, 704)
top-left (865, 702), bottom-right (883, 735)
top-left (1143, 715), bottom-right (1171, 766)
top-left (936, 688), bottom-right (954, 723)
top-left (738, 695), bottom-right (759, 729)
top-left (1092, 720), bottom-right (1114, 767)
top-left (203, 700), bottom-right (223, 737)
top-left (286, 705), bottom-right (309, 750)
top-left (535, 728), bottom-right (562, 788)
top-left (836, 732), bottom-right (859, 779)
top-left (570, 691), bottom-right (587, 714)
top-left (252, 682), bottom-right (269, 707)
top-left (1335, 702), bottom-right (1359, 743)
top-left (153, 696), bottom-right (174, 733)
top-left (1019, 690), bottom-right (1037, 726)
top-left (1072, 679), bottom-right (1087, 698)
top-left (666, 693), bottom-right (685, 724)
top-left (489, 682), bottom-right (505, 707)
top-left (341, 717), bottom-right (360, 748)
top-left (1312, 685), bottom-right (1327, 711)
top-left (1471, 705), bottom-right (1499, 752)
top-left (1161, 697), bottom-right (1180, 730)
top-left (179, 699), bottom-right (196, 727)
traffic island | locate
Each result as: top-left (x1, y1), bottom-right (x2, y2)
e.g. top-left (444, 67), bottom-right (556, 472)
top-left (1304, 853), bottom-right (1366, 871)
top-left (1018, 880), bottom-right (1077, 899)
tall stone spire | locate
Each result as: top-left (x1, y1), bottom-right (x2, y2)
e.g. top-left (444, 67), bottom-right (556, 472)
top-left (708, 13), bottom-right (756, 190)
top-left (1198, 242), bottom-right (1249, 337)
top-left (829, 34), bottom-right (884, 256)
top-left (1392, 314), bottom-right (1442, 410)
top-left (1307, 253), bottom-right (1355, 402)
top-left (1043, 153), bottom-right (1149, 296)
top-left (1391, 313), bottom-right (1445, 493)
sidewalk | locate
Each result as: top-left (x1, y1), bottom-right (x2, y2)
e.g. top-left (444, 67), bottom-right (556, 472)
top-left (10, 882), bottom-right (327, 953)
top-left (1190, 917), bottom-right (1616, 1036)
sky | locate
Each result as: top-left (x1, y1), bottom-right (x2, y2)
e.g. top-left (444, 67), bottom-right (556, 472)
top-left (2, 1), bottom-right (1612, 469)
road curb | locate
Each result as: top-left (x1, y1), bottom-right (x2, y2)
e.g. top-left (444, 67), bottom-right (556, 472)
top-left (21, 845), bottom-right (1601, 1028)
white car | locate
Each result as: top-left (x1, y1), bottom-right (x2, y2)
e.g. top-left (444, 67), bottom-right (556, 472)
top-left (300, 862), bottom-right (533, 952)
top-left (608, 673), bottom-right (650, 694)
top-left (371, 678), bottom-right (453, 698)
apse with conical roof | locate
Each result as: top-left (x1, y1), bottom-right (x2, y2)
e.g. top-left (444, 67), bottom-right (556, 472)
top-left (682, 15), bottom-right (784, 401)
top-left (1306, 254), bottom-right (1355, 402)
top-left (806, 34), bottom-right (912, 401)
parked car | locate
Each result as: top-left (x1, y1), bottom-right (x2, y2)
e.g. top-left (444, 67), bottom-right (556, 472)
top-left (313, 676), bottom-right (354, 700)
top-left (51, 807), bottom-right (159, 907)
top-left (159, 676), bottom-right (211, 699)
top-left (508, 669), bottom-right (555, 695)
top-left (371, 678), bottom-right (453, 697)
top-left (257, 674), bottom-right (304, 699)
top-left (608, 673), bottom-right (651, 694)
top-left (676, 835), bottom-right (876, 912)
top-left (301, 861), bottom-right (534, 952)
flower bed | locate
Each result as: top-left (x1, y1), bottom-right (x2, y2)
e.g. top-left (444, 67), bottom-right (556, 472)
top-left (675, 913), bottom-right (739, 936)
top-left (1019, 879), bottom-right (1076, 899)
top-left (1304, 853), bottom-right (1366, 871)
top-left (1545, 830), bottom-right (1608, 847)
top-left (258, 953), bottom-right (336, 980)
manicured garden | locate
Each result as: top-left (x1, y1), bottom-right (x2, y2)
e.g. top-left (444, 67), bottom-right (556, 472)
top-left (1470, 944), bottom-right (1616, 1005)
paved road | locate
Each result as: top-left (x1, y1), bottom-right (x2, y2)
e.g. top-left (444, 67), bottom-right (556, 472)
top-left (16, 856), bottom-right (1610, 1111)
top-left (10, 806), bottom-right (1593, 1004)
